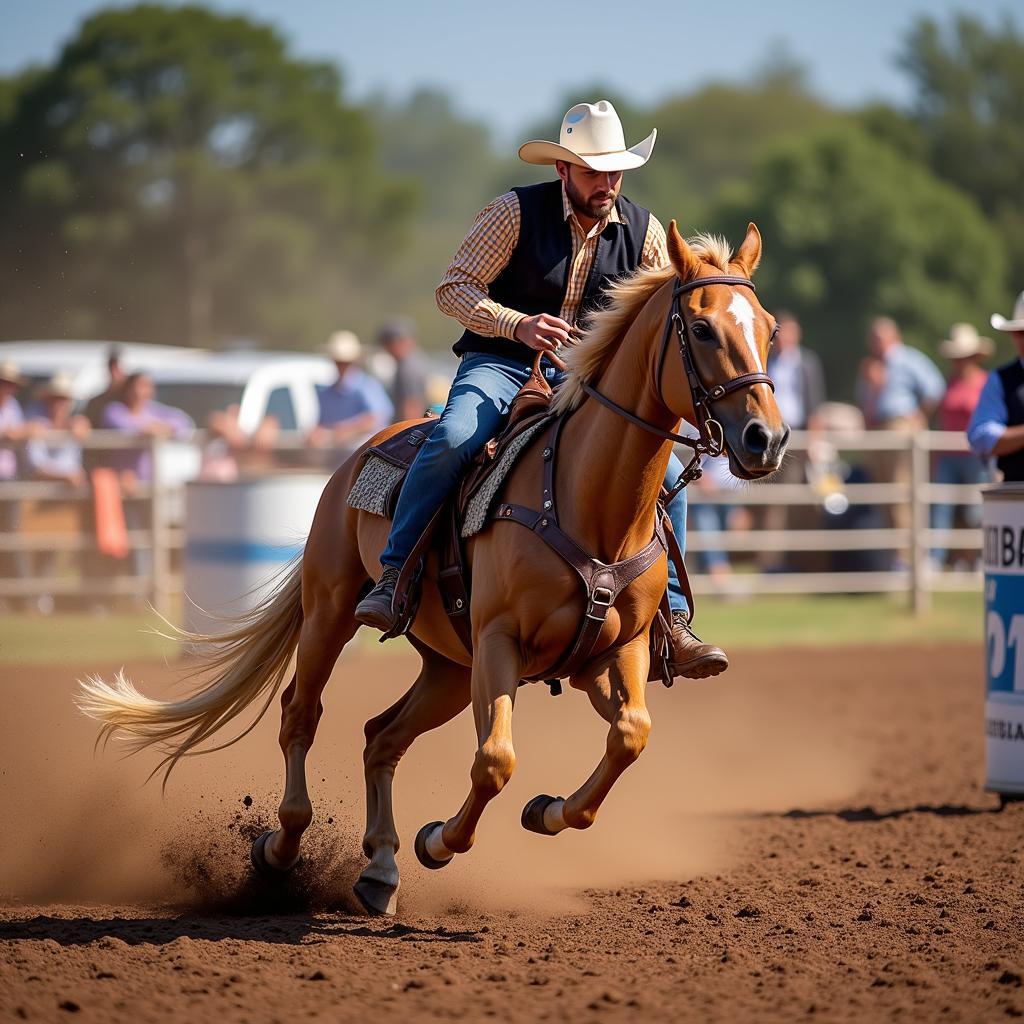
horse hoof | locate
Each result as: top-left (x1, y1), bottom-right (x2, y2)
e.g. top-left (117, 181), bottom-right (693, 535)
top-left (353, 876), bottom-right (399, 916)
top-left (414, 820), bottom-right (453, 871)
top-left (250, 830), bottom-right (297, 881)
top-left (522, 794), bottom-right (565, 836)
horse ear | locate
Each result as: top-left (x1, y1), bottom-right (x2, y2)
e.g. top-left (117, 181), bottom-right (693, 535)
top-left (733, 222), bottom-right (762, 277)
top-left (667, 220), bottom-right (703, 281)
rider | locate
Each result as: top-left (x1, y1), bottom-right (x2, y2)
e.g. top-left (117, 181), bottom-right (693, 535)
top-left (355, 100), bottom-right (729, 680)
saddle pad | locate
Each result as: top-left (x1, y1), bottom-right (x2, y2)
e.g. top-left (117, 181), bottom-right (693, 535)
top-left (348, 455), bottom-right (406, 517)
top-left (461, 417), bottom-right (550, 539)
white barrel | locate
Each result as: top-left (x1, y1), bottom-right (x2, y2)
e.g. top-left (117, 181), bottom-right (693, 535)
top-left (983, 483), bottom-right (1024, 798)
top-left (183, 474), bottom-right (328, 636)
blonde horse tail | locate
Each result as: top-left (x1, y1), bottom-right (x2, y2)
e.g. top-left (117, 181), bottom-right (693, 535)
top-left (76, 558), bottom-right (305, 785)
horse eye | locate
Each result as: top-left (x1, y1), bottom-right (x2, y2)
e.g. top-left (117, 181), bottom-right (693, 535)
top-left (690, 321), bottom-right (713, 341)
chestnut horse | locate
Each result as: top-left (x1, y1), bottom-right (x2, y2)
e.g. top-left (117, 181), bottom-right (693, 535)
top-left (78, 222), bottom-right (787, 916)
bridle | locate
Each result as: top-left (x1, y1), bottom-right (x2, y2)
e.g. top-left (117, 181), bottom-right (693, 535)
top-left (580, 273), bottom-right (775, 502)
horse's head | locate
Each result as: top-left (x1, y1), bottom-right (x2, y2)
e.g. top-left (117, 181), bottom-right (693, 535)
top-left (662, 221), bottom-right (789, 480)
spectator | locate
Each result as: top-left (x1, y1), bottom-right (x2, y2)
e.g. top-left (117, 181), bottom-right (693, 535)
top-left (762, 312), bottom-right (826, 571)
top-left (378, 317), bottom-right (429, 422)
top-left (309, 331), bottom-right (393, 461)
top-left (857, 317), bottom-right (945, 430)
top-left (25, 372), bottom-right (90, 488)
top-left (767, 312), bottom-right (826, 433)
top-left (103, 372), bottom-right (193, 581)
top-left (968, 291), bottom-right (1024, 481)
top-left (200, 405), bottom-right (280, 482)
top-left (83, 346), bottom-right (126, 438)
top-left (0, 360), bottom-right (29, 598)
top-left (855, 317), bottom-right (945, 564)
top-left (931, 324), bottom-right (993, 568)
top-left (24, 373), bottom-right (91, 613)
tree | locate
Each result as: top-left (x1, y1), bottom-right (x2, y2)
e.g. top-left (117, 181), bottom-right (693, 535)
top-left (897, 13), bottom-right (1024, 288)
top-left (711, 124), bottom-right (1008, 398)
top-left (0, 4), bottom-right (418, 349)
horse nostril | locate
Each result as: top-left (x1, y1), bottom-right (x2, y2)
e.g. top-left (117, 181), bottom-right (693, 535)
top-left (741, 418), bottom-right (771, 457)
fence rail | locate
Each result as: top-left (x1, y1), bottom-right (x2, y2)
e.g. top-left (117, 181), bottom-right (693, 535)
top-left (0, 428), bottom-right (987, 614)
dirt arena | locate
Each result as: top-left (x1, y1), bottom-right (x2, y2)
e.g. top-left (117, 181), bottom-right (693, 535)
top-left (1, 641), bottom-right (1021, 1022)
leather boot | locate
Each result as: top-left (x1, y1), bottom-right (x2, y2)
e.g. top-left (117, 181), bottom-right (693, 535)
top-left (668, 613), bottom-right (729, 680)
top-left (354, 566), bottom-right (401, 631)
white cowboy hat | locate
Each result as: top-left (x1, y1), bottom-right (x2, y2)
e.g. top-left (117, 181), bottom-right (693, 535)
top-left (323, 330), bottom-right (362, 363)
top-left (991, 291), bottom-right (1024, 332)
top-left (518, 100), bottom-right (657, 172)
top-left (0, 360), bottom-right (22, 386)
top-left (38, 371), bottom-right (76, 400)
top-left (939, 322), bottom-right (995, 359)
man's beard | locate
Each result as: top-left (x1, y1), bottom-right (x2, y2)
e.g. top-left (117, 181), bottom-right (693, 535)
top-left (565, 176), bottom-right (616, 220)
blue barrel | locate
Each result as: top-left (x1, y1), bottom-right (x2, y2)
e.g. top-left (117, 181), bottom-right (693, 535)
top-left (183, 474), bottom-right (328, 636)
top-left (983, 483), bottom-right (1024, 798)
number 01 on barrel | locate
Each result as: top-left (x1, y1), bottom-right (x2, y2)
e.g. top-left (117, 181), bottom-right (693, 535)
top-left (983, 483), bottom-right (1024, 801)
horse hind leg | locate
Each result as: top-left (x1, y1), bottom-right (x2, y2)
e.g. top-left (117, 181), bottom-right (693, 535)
top-left (252, 592), bottom-right (359, 877)
top-left (355, 646), bottom-right (470, 915)
top-left (522, 637), bottom-right (651, 837)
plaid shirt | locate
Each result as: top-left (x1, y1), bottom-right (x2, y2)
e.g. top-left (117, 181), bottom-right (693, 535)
top-left (436, 184), bottom-right (668, 341)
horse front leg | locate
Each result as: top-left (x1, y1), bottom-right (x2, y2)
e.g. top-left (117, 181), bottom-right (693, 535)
top-left (355, 650), bottom-right (470, 915)
top-left (413, 626), bottom-right (523, 869)
top-left (521, 636), bottom-right (651, 836)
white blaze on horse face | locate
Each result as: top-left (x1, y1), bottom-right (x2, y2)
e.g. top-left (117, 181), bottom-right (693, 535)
top-left (727, 291), bottom-right (761, 372)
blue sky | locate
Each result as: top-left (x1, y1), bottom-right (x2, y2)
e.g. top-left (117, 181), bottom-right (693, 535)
top-left (3, 0), bottom-right (1019, 142)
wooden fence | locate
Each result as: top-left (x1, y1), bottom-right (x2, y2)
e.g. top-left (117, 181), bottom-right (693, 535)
top-left (0, 428), bottom-right (986, 615)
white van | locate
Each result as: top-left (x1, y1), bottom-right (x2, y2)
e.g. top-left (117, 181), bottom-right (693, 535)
top-left (148, 351), bottom-right (335, 434)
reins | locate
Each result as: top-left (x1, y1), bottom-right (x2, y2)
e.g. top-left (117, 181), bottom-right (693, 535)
top-left (577, 273), bottom-right (775, 503)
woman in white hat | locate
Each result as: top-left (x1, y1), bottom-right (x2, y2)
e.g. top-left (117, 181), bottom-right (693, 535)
top-left (932, 324), bottom-right (995, 565)
top-left (355, 100), bottom-right (729, 681)
top-left (968, 292), bottom-right (1024, 481)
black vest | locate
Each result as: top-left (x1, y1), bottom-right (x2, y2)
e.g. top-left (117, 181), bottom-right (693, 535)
top-left (997, 360), bottom-right (1024, 481)
top-left (453, 180), bottom-right (651, 364)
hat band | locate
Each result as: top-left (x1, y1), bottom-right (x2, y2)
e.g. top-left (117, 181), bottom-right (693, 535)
top-left (563, 146), bottom-right (632, 157)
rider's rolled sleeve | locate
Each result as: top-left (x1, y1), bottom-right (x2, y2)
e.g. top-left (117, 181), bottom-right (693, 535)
top-left (642, 214), bottom-right (670, 270)
top-left (967, 370), bottom-right (1008, 457)
top-left (435, 192), bottom-right (524, 339)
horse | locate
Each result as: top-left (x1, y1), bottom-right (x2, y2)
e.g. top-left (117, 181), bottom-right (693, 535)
top-left (78, 221), bottom-right (788, 916)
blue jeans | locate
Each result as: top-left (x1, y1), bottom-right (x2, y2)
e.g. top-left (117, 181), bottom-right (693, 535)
top-left (930, 453), bottom-right (990, 564)
top-left (381, 352), bottom-right (690, 616)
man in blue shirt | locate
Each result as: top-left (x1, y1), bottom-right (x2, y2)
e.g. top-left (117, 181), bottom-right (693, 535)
top-left (968, 292), bottom-right (1024, 481)
top-left (309, 330), bottom-right (393, 458)
top-left (856, 317), bottom-right (946, 564)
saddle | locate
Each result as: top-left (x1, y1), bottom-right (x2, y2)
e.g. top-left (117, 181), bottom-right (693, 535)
top-left (348, 353), bottom-right (685, 686)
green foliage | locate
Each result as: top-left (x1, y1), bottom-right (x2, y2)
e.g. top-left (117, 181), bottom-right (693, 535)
top-left (895, 13), bottom-right (1024, 292)
top-left (711, 124), bottom-right (1008, 397)
top-left (0, 3), bottom-right (418, 349)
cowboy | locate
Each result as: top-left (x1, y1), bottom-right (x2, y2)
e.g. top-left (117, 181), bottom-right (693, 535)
top-left (355, 100), bottom-right (728, 679)
top-left (968, 292), bottom-right (1024, 481)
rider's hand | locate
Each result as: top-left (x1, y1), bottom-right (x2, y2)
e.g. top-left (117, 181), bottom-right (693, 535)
top-left (514, 313), bottom-right (572, 352)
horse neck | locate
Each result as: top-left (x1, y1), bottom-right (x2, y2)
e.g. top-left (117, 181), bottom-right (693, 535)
top-left (558, 281), bottom-right (684, 562)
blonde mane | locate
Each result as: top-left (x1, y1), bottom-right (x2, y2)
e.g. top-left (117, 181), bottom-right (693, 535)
top-left (552, 232), bottom-right (735, 414)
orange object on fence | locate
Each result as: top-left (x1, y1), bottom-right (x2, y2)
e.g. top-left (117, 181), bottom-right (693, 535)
top-left (91, 468), bottom-right (129, 559)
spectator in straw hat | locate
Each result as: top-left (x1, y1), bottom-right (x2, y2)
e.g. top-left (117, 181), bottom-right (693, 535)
top-left (968, 292), bottom-right (1024, 481)
top-left (309, 330), bottom-right (393, 456)
top-left (25, 372), bottom-right (90, 488)
top-left (931, 324), bottom-right (994, 567)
